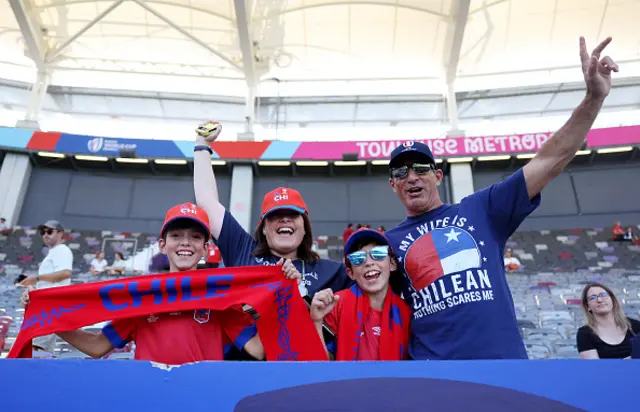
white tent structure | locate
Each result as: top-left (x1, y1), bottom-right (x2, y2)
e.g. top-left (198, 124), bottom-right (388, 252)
top-left (0, 0), bottom-right (638, 140)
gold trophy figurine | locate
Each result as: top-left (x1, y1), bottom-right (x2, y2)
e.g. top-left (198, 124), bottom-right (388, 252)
top-left (196, 121), bottom-right (221, 140)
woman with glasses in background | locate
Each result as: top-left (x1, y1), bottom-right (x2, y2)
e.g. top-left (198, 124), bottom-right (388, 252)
top-left (577, 282), bottom-right (640, 359)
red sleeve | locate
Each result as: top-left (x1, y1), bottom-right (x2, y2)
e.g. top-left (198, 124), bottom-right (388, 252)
top-left (102, 318), bottom-right (138, 349)
top-left (218, 306), bottom-right (257, 351)
top-left (324, 294), bottom-right (342, 336)
top-left (323, 294), bottom-right (343, 356)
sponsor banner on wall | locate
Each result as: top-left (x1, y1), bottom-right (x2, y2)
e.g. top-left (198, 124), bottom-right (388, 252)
top-left (292, 133), bottom-right (553, 160)
top-left (0, 125), bottom-right (637, 160)
top-left (584, 125), bottom-right (640, 148)
top-left (54, 134), bottom-right (185, 158)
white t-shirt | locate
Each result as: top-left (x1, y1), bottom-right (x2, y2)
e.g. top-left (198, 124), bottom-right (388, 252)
top-left (90, 258), bottom-right (108, 272)
top-left (37, 244), bottom-right (73, 289)
top-left (111, 260), bottom-right (126, 269)
top-left (503, 256), bottom-right (521, 269)
top-left (0, 222), bottom-right (8, 230)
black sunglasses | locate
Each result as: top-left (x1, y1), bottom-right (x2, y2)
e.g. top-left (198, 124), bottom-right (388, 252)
top-left (40, 228), bottom-right (56, 236)
top-left (390, 163), bottom-right (436, 180)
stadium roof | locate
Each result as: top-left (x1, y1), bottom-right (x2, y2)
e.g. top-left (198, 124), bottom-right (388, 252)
top-left (1, 0), bottom-right (639, 96)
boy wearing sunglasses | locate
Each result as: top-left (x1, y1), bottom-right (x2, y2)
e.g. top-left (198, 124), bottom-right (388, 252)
top-left (310, 229), bottom-right (411, 361)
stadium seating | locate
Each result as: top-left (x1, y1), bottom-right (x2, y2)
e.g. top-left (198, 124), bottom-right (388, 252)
top-left (1, 224), bottom-right (639, 360)
top-left (0, 226), bottom-right (156, 356)
top-left (0, 226), bottom-right (158, 276)
top-left (318, 227), bottom-right (640, 273)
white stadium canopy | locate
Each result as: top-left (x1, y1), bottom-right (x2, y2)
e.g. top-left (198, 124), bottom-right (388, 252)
top-left (0, 0), bottom-right (639, 140)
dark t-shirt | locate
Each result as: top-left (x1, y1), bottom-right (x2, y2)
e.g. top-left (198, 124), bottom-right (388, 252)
top-left (576, 318), bottom-right (640, 358)
top-left (216, 210), bottom-right (352, 361)
top-left (385, 169), bottom-right (540, 360)
top-left (217, 210), bottom-right (352, 297)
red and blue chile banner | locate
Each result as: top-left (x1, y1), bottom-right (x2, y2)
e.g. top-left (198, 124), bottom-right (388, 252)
top-left (9, 266), bottom-right (328, 361)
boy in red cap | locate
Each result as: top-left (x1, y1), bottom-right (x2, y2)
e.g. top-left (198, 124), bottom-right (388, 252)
top-left (193, 121), bottom-right (351, 299)
top-left (22, 203), bottom-right (267, 364)
top-left (310, 229), bottom-right (411, 361)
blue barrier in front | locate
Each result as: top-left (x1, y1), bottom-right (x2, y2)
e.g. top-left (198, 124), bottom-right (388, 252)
top-left (0, 359), bottom-right (635, 411)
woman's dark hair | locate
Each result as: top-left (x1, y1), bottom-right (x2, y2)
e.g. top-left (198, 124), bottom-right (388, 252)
top-left (161, 219), bottom-right (208, 244)
top-left (252, 213), bottom-right (319, 263)
top-left (345, 237), bottom-right (404, 295)
top-left (115, 251), bottom-right (125, 260)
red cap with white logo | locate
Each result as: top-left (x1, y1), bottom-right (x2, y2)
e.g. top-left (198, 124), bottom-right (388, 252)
top-left (260, 187), bottom-right (308, 221)
top-left (160, 202), bottom-right (211, 240)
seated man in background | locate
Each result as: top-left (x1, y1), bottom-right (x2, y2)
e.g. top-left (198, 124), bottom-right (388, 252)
top-left (504, 249), bottom-right (522, 271)
top-left (0, 217), bottom-right (11, 235)
top-left (612, 221), bottom-right (625, 241)
top-left (22, 203), bottom-right (268, 365)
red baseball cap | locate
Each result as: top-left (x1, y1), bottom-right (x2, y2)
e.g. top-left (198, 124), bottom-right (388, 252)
top-left (260, 187), bottom-right (308, 220)
top-left (160, 202), bottom-right (211, 240)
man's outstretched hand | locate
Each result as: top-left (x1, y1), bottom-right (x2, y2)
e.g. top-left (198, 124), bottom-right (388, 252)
top-left (580, 36), bottom-right (619, 100)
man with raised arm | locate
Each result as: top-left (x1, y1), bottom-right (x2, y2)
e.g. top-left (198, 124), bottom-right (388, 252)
top-left (383, 37), bottom-right (619, 360)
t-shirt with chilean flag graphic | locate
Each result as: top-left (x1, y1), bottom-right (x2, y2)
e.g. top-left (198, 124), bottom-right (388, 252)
top-left (385, 169), bottom-right (540, 360)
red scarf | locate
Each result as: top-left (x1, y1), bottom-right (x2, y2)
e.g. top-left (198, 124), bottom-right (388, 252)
top-left (9, 266), bottom-right (327, 361)
top-left (335, 285), bottom-right (410, 360)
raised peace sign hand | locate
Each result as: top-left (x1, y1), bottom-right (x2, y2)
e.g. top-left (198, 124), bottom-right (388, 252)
top-left (580, 36), bottom-right (619, 100)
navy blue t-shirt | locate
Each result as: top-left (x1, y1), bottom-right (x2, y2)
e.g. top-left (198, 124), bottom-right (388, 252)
top-left (217, 210), bottom-right (352, 296)
top-left (385, 169), bottom-right (540, 360)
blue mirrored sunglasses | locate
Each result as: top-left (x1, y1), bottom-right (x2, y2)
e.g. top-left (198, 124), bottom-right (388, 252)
top-left (588, 292), bottom-right (609, 301)
top-left (346, 245), bottom-right (389, 266)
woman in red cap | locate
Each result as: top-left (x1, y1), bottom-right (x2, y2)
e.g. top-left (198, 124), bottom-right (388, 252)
top-left (192, 121), bottom-right (352, 300)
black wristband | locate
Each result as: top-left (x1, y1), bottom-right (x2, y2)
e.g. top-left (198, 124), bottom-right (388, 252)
top-left (194, 145), bottom-right (213, 155)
